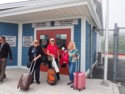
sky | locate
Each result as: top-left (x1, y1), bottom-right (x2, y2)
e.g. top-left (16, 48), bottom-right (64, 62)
top-left (0, 0), bottom-right (125, 30)
top-left (102, 0), bottom-right (125, 29)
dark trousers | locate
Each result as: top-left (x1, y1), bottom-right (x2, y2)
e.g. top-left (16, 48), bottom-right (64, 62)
top-left (48, 59), bottom-right (60, 80)
top-left (0, 58), bottom-right (7, 81)
top-left (30, 62), bottom-right (40, 81)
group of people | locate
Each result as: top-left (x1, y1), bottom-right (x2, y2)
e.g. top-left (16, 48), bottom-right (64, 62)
top-left (29, 38), bottom-right (79, 88)
top-left (0, 35), bottom-right (79, 88)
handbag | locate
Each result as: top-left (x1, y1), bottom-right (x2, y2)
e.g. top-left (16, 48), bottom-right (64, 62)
top-left (52, 57), bottom-right (59, 73)
top-left (41, 55), bottom-right (48, 65)
top-left (47, 56), bottom-right (53, 61)
top-left (27, 61), bottom-right (32, 68)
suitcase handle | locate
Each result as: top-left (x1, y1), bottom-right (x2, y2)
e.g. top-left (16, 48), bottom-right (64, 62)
top-left (29, 61), bottom-right (36, 74)
top-left (76, 57), bottom-right (80, 72)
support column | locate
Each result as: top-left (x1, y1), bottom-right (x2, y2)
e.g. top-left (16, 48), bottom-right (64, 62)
top-left (17, 23), bottom-right (23, 68)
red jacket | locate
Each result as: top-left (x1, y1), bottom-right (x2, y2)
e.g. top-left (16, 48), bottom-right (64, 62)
top-left (60, 50), bottom-right (69, 65)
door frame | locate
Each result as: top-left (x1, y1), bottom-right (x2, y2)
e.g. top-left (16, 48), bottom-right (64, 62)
top-left (34, 26), bottom-right (74, 41)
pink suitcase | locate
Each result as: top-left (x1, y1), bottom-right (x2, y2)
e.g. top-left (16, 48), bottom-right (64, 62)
top-left (73, 72), bottom-right (85, 91)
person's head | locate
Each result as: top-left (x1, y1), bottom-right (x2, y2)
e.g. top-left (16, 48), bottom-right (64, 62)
top-left (49, 38), bottom-right (55, 45)
top-left (68, 41), bottom-right (76, 50)
top-left (33, 39), bottom-right (39, 47)
top-left (0, 36), bottom-right (5, 44)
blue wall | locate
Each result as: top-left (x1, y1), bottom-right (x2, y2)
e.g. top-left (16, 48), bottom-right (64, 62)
top-left (74, 19), bottom-right (81, 54)
top-left (85, 20), bottom-right (97, 72)
top-left (22, 24), bottom-right (34, 66)
top-left (0, 22), bottom-right (18, 66)
top-left (85, 21), bottom-right (91, 71)
top-left (92, 31), bottom-right (97, 64)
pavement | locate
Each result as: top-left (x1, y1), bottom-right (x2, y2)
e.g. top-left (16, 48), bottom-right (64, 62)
top-left (93, 55), bottom-right (125, 94)
top-left (0, 68), bottom-right (119, 94)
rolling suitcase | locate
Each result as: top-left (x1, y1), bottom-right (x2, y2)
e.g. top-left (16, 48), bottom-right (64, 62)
top-left (17, 61), bottom-right (36, 91)
top-left (73, 58), bottom-right (86, 91)
top-left (73, 72), bottom-right (85, 91)
top-left (47, 68), bottom-right (57, 85)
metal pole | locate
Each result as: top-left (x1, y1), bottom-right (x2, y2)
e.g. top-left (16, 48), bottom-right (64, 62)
top-left (113, 23), bottom-right (119, 82)
top-left (101, 0), bottom-right (109, 86)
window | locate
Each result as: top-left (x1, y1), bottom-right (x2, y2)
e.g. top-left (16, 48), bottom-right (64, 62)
top-left (56, 34), bottom-right (67, 49)
top-left (40, 35), bottom-right (49, 48)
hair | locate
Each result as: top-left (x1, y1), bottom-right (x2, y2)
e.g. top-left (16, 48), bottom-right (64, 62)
top-left (68, 41), bottom-right (76, 50)
top-left (33, 39), bottom-right (39, 46)
top-left (0, 36), bottom-right (5, 41)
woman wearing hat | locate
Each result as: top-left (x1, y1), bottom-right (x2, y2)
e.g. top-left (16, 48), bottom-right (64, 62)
top-left (47, 38), bottom-right (60, 81)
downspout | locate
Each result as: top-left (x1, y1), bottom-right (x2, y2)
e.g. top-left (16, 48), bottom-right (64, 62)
top-left (89, 25), bottom-right (93, 78)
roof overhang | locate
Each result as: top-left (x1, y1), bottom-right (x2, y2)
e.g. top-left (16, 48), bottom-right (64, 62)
top-left (0, 0), bottom-right (103, 34)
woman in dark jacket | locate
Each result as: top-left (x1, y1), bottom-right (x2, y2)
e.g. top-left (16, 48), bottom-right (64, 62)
top-left (28, 39), bottom-right (44, 84)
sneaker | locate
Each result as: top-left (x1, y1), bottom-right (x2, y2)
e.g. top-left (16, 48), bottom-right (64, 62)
top-left (31, 80), bottom-right (34, 84)
top-left (36, 81), bottom-right (40, 84)
top-left (3, 74), bottom-right (6, 79)
top-left (0, 80), bottom-right (3, 84)
top-left (70, 84), bottom-right (74, 88)
top-left (67, 81), bottom-right (73, 85)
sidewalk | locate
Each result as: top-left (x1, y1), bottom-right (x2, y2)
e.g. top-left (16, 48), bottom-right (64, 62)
top-left (0, 69), bottom-right (119, 94)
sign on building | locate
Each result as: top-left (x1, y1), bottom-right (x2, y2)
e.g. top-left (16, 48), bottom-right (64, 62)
top-left (23, 36), bottom-right (33, 47)
top-left (5, 36), bottom-right (16, 47)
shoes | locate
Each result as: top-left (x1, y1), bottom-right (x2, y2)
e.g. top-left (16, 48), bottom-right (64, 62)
top-left (0, 79), bottom-right (3, 83)
top-left (67, 81), bottom-right (73, 85)
top-left (31, 80), bottom-right (34, 84)
top-left (3, 74), bottom-right (6, 79)
top-left (36, 81), bottom-right (40, 84)
top-left (70, 84), bottom-right (74, 88)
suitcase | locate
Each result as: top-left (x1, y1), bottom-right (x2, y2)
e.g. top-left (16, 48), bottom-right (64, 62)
top-left (47, 68), bottom-right (57, 85)
top-left (73, 72), bottom-right (85, 91)
top-left (17, 61), bottom-right (36, 91)
top-left (73, 58), bottom-right (86, 91)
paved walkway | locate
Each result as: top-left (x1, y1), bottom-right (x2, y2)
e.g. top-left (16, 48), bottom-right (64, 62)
top-left (0, 69), bottom-right (119, 94)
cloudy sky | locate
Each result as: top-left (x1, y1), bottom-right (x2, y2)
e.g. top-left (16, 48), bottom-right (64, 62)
top-left (0, 0), bottom-right (125, 29)
top-left (102, 0), bottom-right (125, 29)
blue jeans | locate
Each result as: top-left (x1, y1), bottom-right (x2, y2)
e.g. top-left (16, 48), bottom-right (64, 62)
top-left (68, 62), bottom-right (76, 82)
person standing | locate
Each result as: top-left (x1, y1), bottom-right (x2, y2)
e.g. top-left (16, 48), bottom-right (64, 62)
top-left (0, 36), bottom-right (12, 82)
top-left (28, 39), bottom-right (44, 84)
top-left (67, 41), bottom-right (79, 88)
top-left (47, 38), bottom-right (60, 81)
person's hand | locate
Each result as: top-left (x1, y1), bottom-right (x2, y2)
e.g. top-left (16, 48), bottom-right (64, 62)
top-left (58, 58), bottom-right (60, 63)
top-left (77, 56), bottom-right (80, 60)
top-left (33, 57), bottom-right (38, 62)
top-left (51, 54), bottom-right (54, 57)
top-left (10, 60), bottom-right (12, 64)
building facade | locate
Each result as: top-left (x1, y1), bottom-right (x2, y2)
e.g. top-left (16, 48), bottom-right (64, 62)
top-left (0, 0), bottom-right (103, 75)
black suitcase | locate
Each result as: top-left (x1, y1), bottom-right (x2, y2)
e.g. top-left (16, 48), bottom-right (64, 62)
top-left (17, 61), bottom-right (36, 91)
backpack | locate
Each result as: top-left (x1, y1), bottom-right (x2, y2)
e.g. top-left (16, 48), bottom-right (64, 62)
top-left (47, 68), bottom-right (57, 85)
top-left (60, 50), bottom-right (69, 66)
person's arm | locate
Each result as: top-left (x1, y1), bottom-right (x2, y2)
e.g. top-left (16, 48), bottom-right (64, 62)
top-left (46, 45), bottom-right (53, 57)
top-left (7, 44), bottom-right (12, 63)
top-left (33, 54), bottom-right (41, 61)
top-left (33, 46), bottom-right (42, 61)
top-left (28, 46), bottom-right (33, 57)
top-left (76, 49), bottom-right (80, 59)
